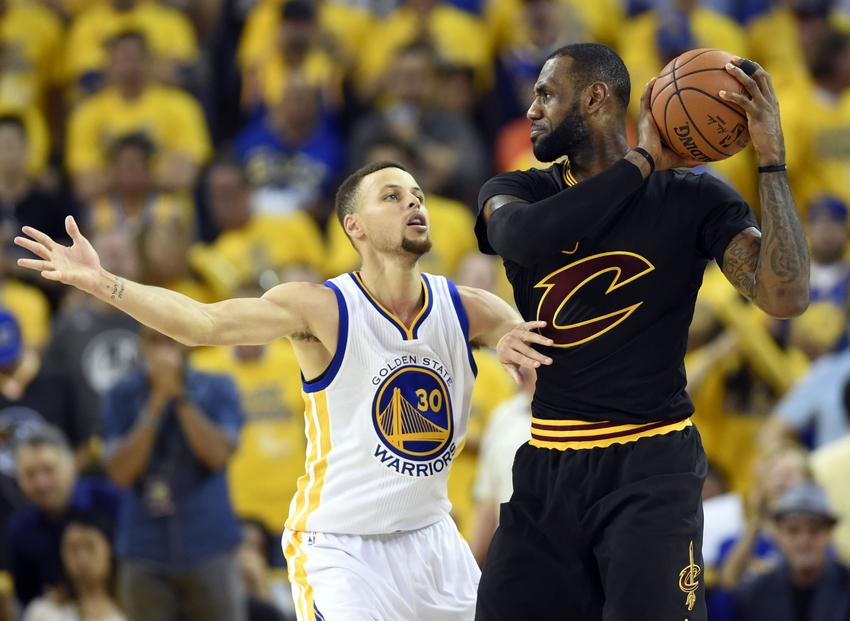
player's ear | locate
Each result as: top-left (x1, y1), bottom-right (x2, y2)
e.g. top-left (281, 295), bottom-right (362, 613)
top-left (344, 213), bottom-right (365, 240)
top-left (586, 82), bottom-right (608, 114)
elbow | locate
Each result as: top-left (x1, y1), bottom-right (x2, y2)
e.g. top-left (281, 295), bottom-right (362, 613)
top-left (104, 461), bottom-right (135, 489)
top-left (757, 284), bottom-right (809, 319)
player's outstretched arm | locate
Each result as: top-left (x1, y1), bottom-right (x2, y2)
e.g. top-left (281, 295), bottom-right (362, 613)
top-left (718, 58), bottom-right (809, 319)
top-left (458, 286), bottom-right (552, 384)
top-left (15, 217), bottom-right (331, 347)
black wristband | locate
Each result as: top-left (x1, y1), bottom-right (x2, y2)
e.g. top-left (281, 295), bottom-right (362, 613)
top-left (632, 147), bottom-right (655, 174)
top-left (758, 164), bottom-right (787, 173)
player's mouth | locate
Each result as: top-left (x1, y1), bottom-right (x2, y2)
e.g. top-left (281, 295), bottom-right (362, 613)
top-left (406, 213), bottom-right (427, 232)
top-left (530, 123), bottom-right (547, 139)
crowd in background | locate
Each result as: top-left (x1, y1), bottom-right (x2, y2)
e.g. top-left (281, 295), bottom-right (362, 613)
top-left (1, 0), bottom-right (850, 618)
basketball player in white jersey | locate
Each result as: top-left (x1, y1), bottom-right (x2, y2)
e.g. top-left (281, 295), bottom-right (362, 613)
top-left (14, 161), bottom-right (552, 621)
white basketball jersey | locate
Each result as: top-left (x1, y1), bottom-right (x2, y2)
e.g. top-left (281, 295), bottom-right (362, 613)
top-left (285, 272), bottom-right (477, 535)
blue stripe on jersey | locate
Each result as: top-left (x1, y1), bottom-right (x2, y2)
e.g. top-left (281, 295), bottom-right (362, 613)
top-left (413, 274), bottom-right (434, 339)
top-left (349, 272), bottom-right (434, 341)
top-left (447, 280), bottom-right (478, 377)
top-left (302, 280), bottom-right (349, 394)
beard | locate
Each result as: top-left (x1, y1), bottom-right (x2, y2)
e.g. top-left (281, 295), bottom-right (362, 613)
top-left (401, 235), bottom-right (432, 257)
top-left (532, 99), bottom-right (592, 163)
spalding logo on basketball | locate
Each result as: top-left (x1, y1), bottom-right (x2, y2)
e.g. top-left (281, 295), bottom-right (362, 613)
top-left (651, 48), bottom-right (757, 163)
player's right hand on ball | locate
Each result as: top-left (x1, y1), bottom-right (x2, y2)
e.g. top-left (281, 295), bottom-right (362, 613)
top-left (497, 320), bottom-right (553, 384)
top-left (637, 79), bottom-right (704, 171)
top-left (14, 216), bottom-right (102, 294)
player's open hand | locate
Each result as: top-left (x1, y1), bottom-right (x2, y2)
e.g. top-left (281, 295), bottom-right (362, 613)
top-left (497, 320), bottom-right (553, 384)
top-left (637, 79), bottom-right (704, 171)
top-left (14, 216), bottom-right (102, 294)
top-left (720, 57), bottom-right (785, 165)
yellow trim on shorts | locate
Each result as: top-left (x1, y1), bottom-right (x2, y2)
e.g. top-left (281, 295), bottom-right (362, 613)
top-left (286, 391), bottom-right (332, 531)
top-left (529, 417), bottom-right (692, 450)
top-left (285, 532), bottom-right (317, 621)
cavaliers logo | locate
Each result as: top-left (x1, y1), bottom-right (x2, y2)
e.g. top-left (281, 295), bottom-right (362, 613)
top-left (372, 366), bottom-right (453, 461)
top-left (535, 251), bottom-right (654, 347)
top-left (679, 541), bottom-right (701, 611)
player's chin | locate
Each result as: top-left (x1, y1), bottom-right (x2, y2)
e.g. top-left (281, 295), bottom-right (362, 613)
top-left (400, 235), bottom-right (432, 256)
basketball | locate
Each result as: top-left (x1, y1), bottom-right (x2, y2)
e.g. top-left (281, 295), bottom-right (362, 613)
top-left (650, 48), bottom-right (758, 163)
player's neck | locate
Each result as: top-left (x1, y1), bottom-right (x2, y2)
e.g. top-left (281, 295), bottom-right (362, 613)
top-left (358, 260), bottom-right (424, 328)
top-left (568, 132), bottom-right (631, 181)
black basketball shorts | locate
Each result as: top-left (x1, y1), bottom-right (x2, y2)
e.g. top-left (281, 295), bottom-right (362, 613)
top-left (475, 418), bottom-right (707, 621)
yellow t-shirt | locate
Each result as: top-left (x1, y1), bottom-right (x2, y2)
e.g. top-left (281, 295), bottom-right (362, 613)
top-left (746, 8), bottom-right (813, 96)
top-left (0, 104), bottom-right (49, 178)
top-left (781, 85), bottom-right (850, 215)
top-left (254, 47), bottom-right (343, 109)
top-left (356, 4), bottom-right (492, 92)
top-left (64, 0), bottom-right (198, 85)
top-left (0, 279), bottom-right (51, 351)
top-left (448, 349), bottom-right (516, 538)
top-left (618, 7), bottom-right (749, 120)
top-left (811, 437), bottom-right (850, 564)
top-left (323, 194), bottom-right (479, 279)
top-left (88, 192), bottom-right (194, 237)
top-left (238, 0), bottom-right (375, 70)
top-left (0, 1), bottom-right (64, 110)
top-left (188, 211), bottom-right (326, 298)
top-left (65, 84), bottom-right (212, 175)
top-left (190, 340), bottom-right (305, 533)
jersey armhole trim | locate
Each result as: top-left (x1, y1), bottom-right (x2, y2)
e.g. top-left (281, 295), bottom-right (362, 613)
top-left (447, 280), bottom-right (478, 378)
top-left (302, 281), bottom-right (348, 394)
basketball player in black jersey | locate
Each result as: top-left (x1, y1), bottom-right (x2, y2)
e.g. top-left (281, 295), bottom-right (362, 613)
top-left (474, 43), bottom-right (809, 621)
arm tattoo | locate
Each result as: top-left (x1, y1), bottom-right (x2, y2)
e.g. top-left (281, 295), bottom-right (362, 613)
top-left (723, 232), bottom-right (758, 300)
top-left (110, 278), bottom-right (126, 300)
top-left (758, 172), bottom-right (808, 286)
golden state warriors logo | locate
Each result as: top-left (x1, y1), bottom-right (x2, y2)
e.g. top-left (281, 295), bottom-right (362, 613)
top-left (535, 251), bottom-right (654, 347)
top-left (372, 365), bottom-right (456, 477)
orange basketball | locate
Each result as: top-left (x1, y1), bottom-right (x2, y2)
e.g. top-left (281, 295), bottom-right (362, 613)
top-left (650, 48), bottom-right (756, 163)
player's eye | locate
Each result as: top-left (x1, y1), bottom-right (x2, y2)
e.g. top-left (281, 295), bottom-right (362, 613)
top-left (386, 194), bottom-right (398, 201)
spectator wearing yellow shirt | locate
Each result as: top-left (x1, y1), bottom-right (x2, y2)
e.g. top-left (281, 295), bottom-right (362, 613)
top-left (139, 222), bottom-right (216, 304)
top-left (0, 235), bottom-right (50, 352)
top-left (190, 288), bottom-right (308, 534)
top-left (356, 0), bottom-right (492, 99)
top-left (783, 31), bottom-right (850, 215)
top-left (66, 32), bottom-right (212, 203)
top-left (0, 0), bottom-right (63, 113)
top-left (189, 157), bottom-right (324, 299)
top-left (618, 0), bottom-right (748, 121)
top-left (349, 43), bottom-right (488, 207)
top-left (64, 0), bottom-right (198, 93)
top-left (241, 0), bottom-right (343, 113)
top-left (87, 133), bottom-right (194, 240)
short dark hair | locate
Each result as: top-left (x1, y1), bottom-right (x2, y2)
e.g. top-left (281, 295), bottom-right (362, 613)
top-left (281, 0), bottom-right (316, 20)
top-left (335, 160), bottom-right (408, 236)
top-left (547, 43), bottom-right (631, 112)
top-left (811, 30), bottom-right (850, 81)
top-left (109, 132), bottom-right (155, 162)
top-left (18, 424), bottom-right (73, 456)
top-left (0, 114), bottom-right (26, 140)
top-left (106, 30), bottom-right (149, 54)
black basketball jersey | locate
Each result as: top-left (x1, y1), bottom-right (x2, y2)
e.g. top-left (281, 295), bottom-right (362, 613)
top-left (476, 161), bottom-right (758, 424)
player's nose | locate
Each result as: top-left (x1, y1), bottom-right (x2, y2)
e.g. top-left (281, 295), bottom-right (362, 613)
top-left (527, 99), bottom-right (542, 120)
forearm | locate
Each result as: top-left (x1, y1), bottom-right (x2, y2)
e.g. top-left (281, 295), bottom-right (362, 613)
top-left (105, 398), bottom-right (163, 487)
top-left (719, 523), bottom-right (761, 589)
top-left (752, 171), bottom-right (809, 317)
top-left (486, 157), bottom-right (646, 266)
top-left (176, 399), bottom-right (234, 471)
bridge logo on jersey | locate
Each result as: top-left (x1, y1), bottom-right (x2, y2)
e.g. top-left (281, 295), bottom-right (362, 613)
top-left (371, 365), bottom-right (456, 477)
top-left (535, 251), bottom-right (655, 347)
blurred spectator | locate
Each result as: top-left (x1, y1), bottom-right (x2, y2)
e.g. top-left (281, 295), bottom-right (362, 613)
top-left (139, 222), bottom-right (215, 303)
top-left (469, 367), bottom-right (534, 566)
top-left (0, 232), bottom-right (51, 353)
top-left (349, 43), bottom-right (488, 206)
top-left (189, 157), bottom-right (324, 298)
top-left (618, 0), bottom-right (748, 120)
top-left (64, 0), bottom-right (198, 94)
top-left (0, 0), bottom-right (63, 114)
top-left (44, 231), bottom-right (142, 449)
top-left (22, 513), bottom-right (126, 621)
top-left (717, 446), bottom-right (811, 591)
top-left (783, 30), bottom-right (850, 216)
top-left (810, 380), bottom-right (850, 564)
top-left (7, 425), bottom-right (121, 607)
top-left (0, 115), bottom-right (71, 301)
top-left (355, 0), bottom-right (492, 100)
top-left (329, 134), bottom-right (477, 277)
top-left (241, 0), bottom-right (344, 112)
top-left (239, 519), bottom-right (293, 621)
top-left (235, 71), bottom-right (344, 216)
top-left (747, 0), bottom-right (834, 93)
top-left (88, 133), bottom-right (193, 240)
top-left (102, 325), bottom-right (244, 621)
top-left (733, 482), bottom-right (850, 621)
top-left (238, 0), bottom-right (374, 79)
top-left (190, 288), bottom-right (306, 535)
top-left (806, 196), bottom-right (850, 309)
top-left (66, 31), bottom-right (212, 203)
top-left (703, 462), bottom-right (745, 576)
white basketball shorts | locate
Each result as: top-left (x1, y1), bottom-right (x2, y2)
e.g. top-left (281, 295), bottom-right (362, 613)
top-left (283, 516), bottom-right (480, 621)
